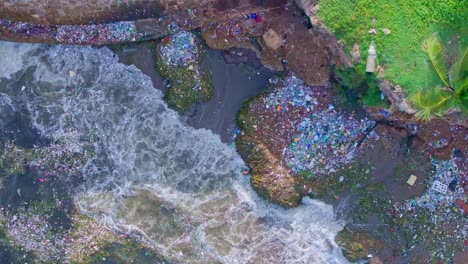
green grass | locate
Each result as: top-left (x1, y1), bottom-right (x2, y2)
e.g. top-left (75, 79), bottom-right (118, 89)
top-left (318, 0), bottom-right (467, 95)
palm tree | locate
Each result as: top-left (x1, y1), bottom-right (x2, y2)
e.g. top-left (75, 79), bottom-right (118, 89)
top-left (410, 33), bottom-right (467, 121)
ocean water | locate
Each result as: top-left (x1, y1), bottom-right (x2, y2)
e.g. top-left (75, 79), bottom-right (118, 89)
top-left (0, 41), bottom-right (350, 264)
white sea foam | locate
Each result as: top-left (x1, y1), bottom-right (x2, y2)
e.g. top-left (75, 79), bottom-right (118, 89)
top-left (0, 41), bottom-right (37, 80)
top-left (0, 41), bottom-right (350, 264)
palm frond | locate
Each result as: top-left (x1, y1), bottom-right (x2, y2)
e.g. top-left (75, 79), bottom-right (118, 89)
top-left (410, 88), bottom-right (452, 121)
top-left (422, 33), bottom-right (450, 88)
top-left (450, 47), bottom-right (468, 96)
top-left (455, 78), bottom-right (468, 96)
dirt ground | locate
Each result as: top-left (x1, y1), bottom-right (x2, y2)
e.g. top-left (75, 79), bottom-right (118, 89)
top-left (200, 2), bottom-right (334, 85)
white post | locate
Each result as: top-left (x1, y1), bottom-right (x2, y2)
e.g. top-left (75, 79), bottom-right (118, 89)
top-left (366, 41), bottom-right (377, 73)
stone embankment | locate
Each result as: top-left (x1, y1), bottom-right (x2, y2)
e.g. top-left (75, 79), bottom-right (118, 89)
top-left (0, 0), bottom-right (286, 45)
top-left (1, 0), bottom-right (166, 25)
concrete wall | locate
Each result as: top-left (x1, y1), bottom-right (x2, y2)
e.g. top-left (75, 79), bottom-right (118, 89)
top-left (0, 0), bottom-right (288, 25)
top-left (0, 0), bottom-right (208, 25)
top-left (0, 0), bottom-right (288, 45)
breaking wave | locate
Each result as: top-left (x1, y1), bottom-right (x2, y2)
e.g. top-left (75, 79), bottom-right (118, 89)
top-left (0, 41), bottom-right (37, 79)
top-left (0, 41), bottom-right (350, 263)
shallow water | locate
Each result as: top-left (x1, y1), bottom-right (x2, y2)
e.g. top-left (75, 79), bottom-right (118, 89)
top-left (185, 49), bottom-right (276, 142)
top-left (0, 41), bottom-right (350, 263)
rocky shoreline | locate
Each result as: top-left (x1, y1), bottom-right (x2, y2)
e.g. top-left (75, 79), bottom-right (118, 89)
top-left (0, 0), bottom-right (466, 263)
top-left (235, 70), bottom-right (467, 263)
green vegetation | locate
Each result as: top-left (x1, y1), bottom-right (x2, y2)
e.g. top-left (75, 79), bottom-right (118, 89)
top-left (160, 62), bottom-right (212, 112)
top-left (152, 42), bottom-right (212, 112)
top-left (411, 34), bottom-right (467, 120)
top-left (29, 199), bottom-right (58, 215)
top-left (0, 144), bottom-right (33, 176)
top-left (336, 228), bottom-right (383, 262)
top-left (318, 0), bottom-right (467, 95)
top-left (391, 206), bottom-right (465, 262)
top-left (334, 67), bottom-right (389, 107)
top-left (235, 97), bottom-right (302, 207)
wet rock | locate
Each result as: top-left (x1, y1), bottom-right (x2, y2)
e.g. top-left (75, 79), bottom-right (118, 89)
top-left (155, 30), bottom-right (212, 111)
top-left (336, 228), bottom-right (384, 262)
top-left (249, 142), bottom-right (301, 207)
top-left (236, 72), bottom-right (375, 206)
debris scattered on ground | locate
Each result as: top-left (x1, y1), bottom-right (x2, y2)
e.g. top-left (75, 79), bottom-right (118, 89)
top-left (262, 74), bottom-right (375, 175)
top-left (402, 157), bottom-right (466, 212)
top-left (263, 75), bottom-right (319, 112)
top-left (158, 31), bottom-right (198, 67)
top-left (55, 22), bottom-right (137, 44)
top-left (392, 154), bottom-right (467, 261)
top-left (0, 18), bottom-right (137, 44)
top-left (286, 109), bottom-right (374, 174)
top-left (155, 30), bottom-right (212, 111)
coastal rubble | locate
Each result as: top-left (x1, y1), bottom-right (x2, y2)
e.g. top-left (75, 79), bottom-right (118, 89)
top-left (237, 72), bottom-right (375, 206)
top-left (0, 18), bottom-right (138, 44)
top-left (392, 155), bottom-right (467, 260)
top-left (155, 30), bottom-right (212, 111)
top-left (262, 74), bottom-right (375, 176)
top-left (237, 70), bottom-right (467, 263)
top-left (403, 158), bottom-right (465, 211)
top-left (55, 22), bottom-right (137, 44)
top-left (158, 30), bottom-right (198, 67)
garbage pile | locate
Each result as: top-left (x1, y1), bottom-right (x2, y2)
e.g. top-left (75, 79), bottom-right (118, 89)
top-left (264, 75), bottom-right (319, 112)
top-left (0, 18), bottom-right (56, 35)
top-left (403, 157), bottom-right (466, 212)
top-left (263, 75), bottom-right (375, 175)
top-left (1, 18), bottom-right (137, 44)
top-left (158, 31), bottom-right (198, 67)
top-left (207, 20), bottom-right (246, 42)
top-left (55, 21), bottom-right (137, 44)
top-left (394, 155), bottom-right (467, 261)
top-left (286, 109), bottom-right (374, 174)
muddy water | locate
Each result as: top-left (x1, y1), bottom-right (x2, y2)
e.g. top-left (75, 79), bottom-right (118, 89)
top-left (114, 44), bottom-right (276, 142)
top-left (0, 41), bottom-right (350, 263)
top-left (184, 49), bottom-right (276, 142)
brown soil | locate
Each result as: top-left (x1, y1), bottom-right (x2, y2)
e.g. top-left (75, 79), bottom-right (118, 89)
top-left (364, 124), bottom-right (432, 202)
top-left (200, 2), bottom-right (332, 85)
